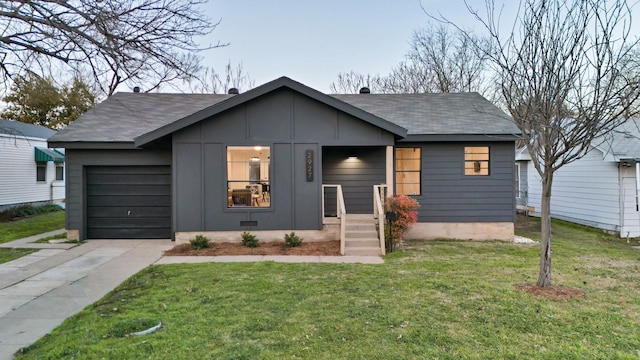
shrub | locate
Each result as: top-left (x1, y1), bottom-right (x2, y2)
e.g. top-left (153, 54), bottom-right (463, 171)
top-left (241, 231), bottom-right (259, 248)
top-left (284, 232), bottom-right (304, 247)
top-left (189, 235), bottom-right (210, 250)
top-left (385, 195), bottom-right (420, 243)
top-left (0, 203), bottom-right (63, 222)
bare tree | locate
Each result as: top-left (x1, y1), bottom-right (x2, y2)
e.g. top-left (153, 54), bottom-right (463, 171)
top-left (445, 0), bottom-right (640, 287)
top-left (329, 71), bottom-right (384, 94)
top-left (329, 24), bottom-right (490, 95)
top-left (0, 0), bottom-right (223, 95)
top-left (189, 61), bottom-right (256, 94)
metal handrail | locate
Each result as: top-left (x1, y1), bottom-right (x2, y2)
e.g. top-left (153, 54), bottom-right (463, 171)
top-left (373, 184), bottom-right (388, 255)
top-left (322, 184), bottom-right (347, 255)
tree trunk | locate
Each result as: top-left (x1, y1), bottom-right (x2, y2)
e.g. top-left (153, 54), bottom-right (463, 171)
top-left (537, 169), bottom-right (553, 287)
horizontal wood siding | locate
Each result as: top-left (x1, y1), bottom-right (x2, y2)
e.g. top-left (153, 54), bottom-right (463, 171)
top-left (409, 142), bottom-right (515, 222)
top-left (322, 147), bottom-right (386, 214)
top-left (526, 147), bottom-right (620, 231)
top-left (0, 134), bottom-right (65, 207)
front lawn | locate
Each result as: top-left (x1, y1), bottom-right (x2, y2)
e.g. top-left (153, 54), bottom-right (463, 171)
top-left (16, 217), bottom-right (640, 359)
top-left (0, 210), bottom-right (65, 245)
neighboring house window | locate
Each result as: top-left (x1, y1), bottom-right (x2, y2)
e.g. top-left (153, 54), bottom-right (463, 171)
top-left (464, 146), bottom-right (489, 176)
top-left (515, 163), bottom-right (520, 198)
top-left (36, 162), bottom-right (46, 182)
top-left (227, 146), bottom-right (271, 208)
top-left (55, 163), bottom-right (64, 181)
top-left (396, 147), bottom-right (421, 195)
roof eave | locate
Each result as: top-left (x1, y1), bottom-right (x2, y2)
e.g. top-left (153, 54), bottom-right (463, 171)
top-left (398, 133), bottom-right (521, 142)
top-left (47, 141), bottom-right (138, 150)
top-left (134, 77), bottom-right (407, 147)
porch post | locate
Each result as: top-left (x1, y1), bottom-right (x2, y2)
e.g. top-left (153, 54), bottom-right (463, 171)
top-left (386, 145), bottom-right (394, 196)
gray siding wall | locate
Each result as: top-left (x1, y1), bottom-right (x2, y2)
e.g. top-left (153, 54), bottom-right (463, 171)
top-left (65, 149), bottom-right (171, 239)
top-left (404, 142), bottom-right (515, 222)
top-left (173, 88), bottom-right (394, 232)
top-left (322, 147), bottom-right (386, 214)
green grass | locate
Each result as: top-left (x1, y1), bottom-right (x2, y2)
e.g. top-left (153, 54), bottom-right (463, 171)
top-left (35, 232), bottom-right (69, 243)
top-left (15, 216), bottom-right (640, 359)
top-left (0, 248), bottom-right (37, 264)
top-left (0, 211), bottom-right (65, 245)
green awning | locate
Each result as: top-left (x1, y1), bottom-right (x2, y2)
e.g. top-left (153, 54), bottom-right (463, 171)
top-left (35, 147), bottom-right (65, 162)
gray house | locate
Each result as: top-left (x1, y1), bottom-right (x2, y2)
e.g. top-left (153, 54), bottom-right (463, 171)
top-left (48, 77), bottom-right (519, 254)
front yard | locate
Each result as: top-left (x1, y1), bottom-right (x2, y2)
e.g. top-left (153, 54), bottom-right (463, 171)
top-left (15, 216), bottom-right (640, 359)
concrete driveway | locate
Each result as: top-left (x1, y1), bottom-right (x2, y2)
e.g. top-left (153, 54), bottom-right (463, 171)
top-left (0, 237), bottom-right (173, 359)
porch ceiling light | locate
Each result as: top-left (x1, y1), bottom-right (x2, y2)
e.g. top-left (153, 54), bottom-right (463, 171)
top-left (348, 150), bottom-right (358, 159)
top-left (250, 156), bottom-right (260, 161)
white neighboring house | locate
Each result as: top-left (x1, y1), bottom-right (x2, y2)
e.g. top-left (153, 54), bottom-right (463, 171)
top-left (517, 119), bottom-right (640, 237)
top-left (0, 119), bottom-right (65, 211)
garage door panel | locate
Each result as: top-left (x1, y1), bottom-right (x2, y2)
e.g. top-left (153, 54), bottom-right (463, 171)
top-left (87, 174), bottom-right (171, 185)
top-left (87, 195), bottom-right (171, 207)
top-left (86, 217), bottom-right (171, 227)
top-left (87, 184), bottom-right (171, 196)
top-left (87, 228), bottom-right (171, 239)
top-left (86, 166), bottom-right (171, 239)
top-left (87, 206), bottom-right (171, 217)
top-left (86, 166), bottom-right (169, 176)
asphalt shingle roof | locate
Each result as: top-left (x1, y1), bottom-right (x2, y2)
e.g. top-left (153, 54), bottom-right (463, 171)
top-left (0, 119), bottom-right (56, 139)
top-left (49, 84), bottom-right (518, 145)
top-left (332, 92), bottom-right (518, 135)
top-left (48, 93), bottom-right (233, 143)
top-left (595, 119), bottom-right (640, 160)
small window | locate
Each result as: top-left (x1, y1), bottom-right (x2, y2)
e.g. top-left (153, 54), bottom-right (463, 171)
top-left (55, 163), bottom-right (64, 181)
top-left (227, 146), bottom-right (270, 208)
top-left (396, 147), bottom-right (421, 195)
top-left (464, 146), bottom-right (489, 176)
top-left (36, 162), bottom-right (46, 182)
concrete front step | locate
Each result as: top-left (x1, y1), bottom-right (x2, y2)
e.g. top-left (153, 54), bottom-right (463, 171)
top-left (344, 247), bottom-right (382, 256)
top-left (345, 231), bottom-right (378, 239)
top-left (344, 214), bottom-right (382, 256)
top-left (345, 238), bottom-right (380, 247)
top-left (346, 223), bottom-right (376, 231)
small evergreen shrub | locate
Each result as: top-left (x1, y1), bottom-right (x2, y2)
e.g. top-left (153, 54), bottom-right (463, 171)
top-left (241, 231), bottom-right (259, 248)
top-left (284, 232), bottom-right (303, 247)
top-left (189, 235), bottom-right (210, 250)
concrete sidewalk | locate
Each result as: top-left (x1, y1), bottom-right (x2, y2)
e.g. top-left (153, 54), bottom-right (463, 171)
top-left (0, 238), bottom-right (173, 359)
top-left (0, 234), bottom-right (382, 359)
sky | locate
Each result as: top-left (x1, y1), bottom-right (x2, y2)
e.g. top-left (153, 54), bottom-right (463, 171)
top-left (199, 1), bottom-right (490, 93)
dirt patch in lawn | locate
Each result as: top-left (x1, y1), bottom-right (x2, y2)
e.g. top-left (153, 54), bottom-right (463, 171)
top-left (515, 284), bottom-right (585, 300)
top-left (164, 241), bottom-right (341, 256)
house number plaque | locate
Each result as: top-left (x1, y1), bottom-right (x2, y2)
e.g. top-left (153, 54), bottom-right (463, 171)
top-left (305, 150), bottom-right (313, 182)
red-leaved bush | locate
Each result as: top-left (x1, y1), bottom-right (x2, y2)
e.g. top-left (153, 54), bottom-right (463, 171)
top-left (386, 195), bottom-right (419, 243)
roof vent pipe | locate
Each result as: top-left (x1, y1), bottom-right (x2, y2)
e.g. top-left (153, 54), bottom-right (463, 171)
top-left (133, 86), bottom-right (141, 93)
top-left (228, 88), bottom-right (239, 95)
top-left (359, 87), bottom-right (370, 94)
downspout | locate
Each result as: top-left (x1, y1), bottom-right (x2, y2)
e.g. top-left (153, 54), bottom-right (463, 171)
top-left (636, 162), bottom-right (639, 213)
top-left (50, 179), bottom-right (55, 203)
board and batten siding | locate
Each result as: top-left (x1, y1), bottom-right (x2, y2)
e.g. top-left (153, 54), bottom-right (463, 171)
top-left (404, 142), bottom-right (515, 223)
top-left (0, 134), bottom-right (65, 207)
top-left (172, 88), bottom-right (395, 232)
top-left (526, 147), bottom-right (621, 232)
